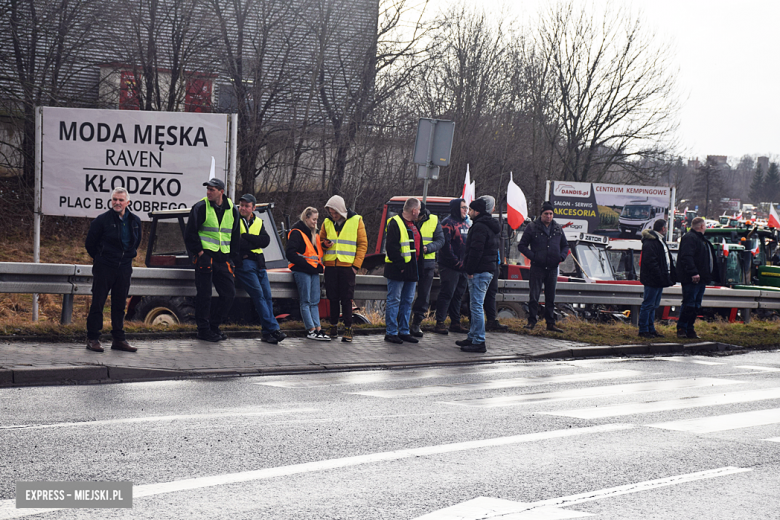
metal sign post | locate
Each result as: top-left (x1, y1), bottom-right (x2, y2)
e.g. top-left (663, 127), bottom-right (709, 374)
top-left (413, 118), bottom-right (455, 204)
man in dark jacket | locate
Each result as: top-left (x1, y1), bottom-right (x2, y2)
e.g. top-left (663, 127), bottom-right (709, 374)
top-left (184, 178), bottom-right (241, 342)
top-left (235, 194), bottom-right (286, 344)
top-left (384, 198), bottom-right (421, 344)
top-left (638, 219), bottom-right (675, 338)
top-left (410, 202), bottom-right (444, 337)
top-left (434, 198), bottom-right (470, 334)
top-left (84, 187), bottom-right (142, 352)
top-left (456, 198), bottom-right (500, 353)
top-left (478, 195), bottom-right (509, 332)
top-left (676, 217), bottom-right (720, 339)
top-left (517, 201), bottom-right (570, 332)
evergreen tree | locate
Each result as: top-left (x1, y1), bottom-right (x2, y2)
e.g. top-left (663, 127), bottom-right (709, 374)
top-left (749, 164), bottom-right (764, 204)
top-left (764, 163), bottom-right (780, 204)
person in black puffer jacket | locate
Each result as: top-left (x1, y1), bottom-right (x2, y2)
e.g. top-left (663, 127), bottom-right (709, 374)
top-left (286, 207), bottom-right (329, 341)
top-left (638, 219), bottom-right (676, 338)
top-left (433, 198), bottom-right (470, 334)
top-left (676, 217), bottom-right (720, 339)
top-left (517, 201), bottom-right (570, 332)
top-left (84, 187), bottom-right (142, 353)
top-left (457, 197), bottom-right (500, 353)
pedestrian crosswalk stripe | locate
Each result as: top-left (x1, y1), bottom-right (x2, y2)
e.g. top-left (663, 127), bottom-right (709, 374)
top-left (445, 378), bottom-right (741, 408)
top-left (0, 424), bottom-right (635, 519)
top-left (351, 370), bottom-right (644, 398)
top-left (648, 407), bottom-right (780, 433)
top-left (544, 387), bottom-right (780, 419)
top-left (413, 467), bottom-right (751, 519)
top-left (255, 364), bottom-right (570, 388)
top-left (657, 357), bottom-right (724, 366)
top-left (763, 437), bottom-right (780, 442)
top-left (735, 365), bottom-right (780, 372)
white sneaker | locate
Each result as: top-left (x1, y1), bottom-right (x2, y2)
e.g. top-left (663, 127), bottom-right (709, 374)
top-left (315, 330), bottom-right (331, 341)
top-left (306, 330), bottom-right (319, 340)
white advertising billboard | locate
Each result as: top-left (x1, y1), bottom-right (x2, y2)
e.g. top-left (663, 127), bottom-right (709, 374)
top-left (40, 107), bottom-right (231, 220)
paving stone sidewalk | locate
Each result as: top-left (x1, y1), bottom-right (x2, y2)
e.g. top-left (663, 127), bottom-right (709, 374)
top-left (0, 331), bottom-right (730, 386)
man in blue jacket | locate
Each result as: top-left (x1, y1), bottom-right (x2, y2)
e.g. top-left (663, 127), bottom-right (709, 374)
top-left (84, 187), bottom-right (142, 352)
top-left (517, 201), bottom-right (570, 332)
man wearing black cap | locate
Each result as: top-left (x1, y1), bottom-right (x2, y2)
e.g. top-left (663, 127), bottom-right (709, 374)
top-left (456, 197), bottom-right (500, 353)
top-left (184, 178), bottom-right (241, 342)
top-left (517, 201), bottom-right (570, 332)
top-left (235, 193), bottom-right (286, 344)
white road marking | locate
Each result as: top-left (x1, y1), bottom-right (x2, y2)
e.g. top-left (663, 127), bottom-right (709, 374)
top-left (0, 425), bottom-right (635, 519)
top-left (735, 365), bottom-right (780, 372)
top-left (658, 357), bottom-right (724, 366)
top-left (649, 407), bottom-right (780, 433)
top-left (0, 409), bottom-right (317, 431)
top-left (414, 497), bottom-right (591, 519)
top-left (351, 370), bottom-right (644, 398)
top-left (256, 364), bottom-right (569, 388)
top-left (763, 437), bottom-right (780, 442)
top-left (446, 378), bottom-right (741, 408)
top-left (414, 467), bottom-right (752, 519)
top-left (544, 387), bottom-right (780, 419)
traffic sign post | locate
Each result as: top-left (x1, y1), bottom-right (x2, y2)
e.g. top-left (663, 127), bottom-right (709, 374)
top-left (413, 118), bottom-right (455, 204)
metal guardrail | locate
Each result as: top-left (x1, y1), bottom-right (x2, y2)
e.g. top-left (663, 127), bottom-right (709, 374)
top-left (0, 262), bottom-right (766, 324)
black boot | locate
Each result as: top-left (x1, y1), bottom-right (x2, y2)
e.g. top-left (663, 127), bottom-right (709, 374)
top-left (410, 316), bottom-right (424, 338)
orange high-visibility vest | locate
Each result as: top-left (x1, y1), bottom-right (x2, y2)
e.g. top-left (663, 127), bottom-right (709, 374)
top-left (288, 228), bottom-right (323, 269)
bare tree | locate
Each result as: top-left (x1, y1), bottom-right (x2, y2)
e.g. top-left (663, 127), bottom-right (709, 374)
top-left (315, 0), bottom-right (432, 196)
top-left (533, 1), bottom-right (679, 183)
top-left (0, 0), bottom-right (107, 187)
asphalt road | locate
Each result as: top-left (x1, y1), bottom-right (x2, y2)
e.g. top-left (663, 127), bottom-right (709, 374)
top-left (1, 351), bottom-right (780, 519)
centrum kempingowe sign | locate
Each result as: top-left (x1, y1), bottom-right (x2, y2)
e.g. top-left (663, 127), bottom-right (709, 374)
top-left (40, 107), bottom-right (230, 220)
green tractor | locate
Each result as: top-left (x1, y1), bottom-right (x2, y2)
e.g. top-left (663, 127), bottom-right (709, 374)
top-left (703, 224), bottom-right (780, 290)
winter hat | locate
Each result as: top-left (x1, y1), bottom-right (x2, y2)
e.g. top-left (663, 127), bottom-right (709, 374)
top-left (469, 198), bottom-right (487, 214)
top-left (541, 201), bottom-right (554, 213)
top-left (325, 195), bottom-right (348, 219)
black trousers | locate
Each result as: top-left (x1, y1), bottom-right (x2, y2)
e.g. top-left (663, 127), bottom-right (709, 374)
top-left (87, 262), bottom-right (132, 341)
top-left (435, 266), bottom-right (467, 323)
top-left (412, 264), bottom-right (435, 322)
top-left (528, 266), bottom-right (558, 326)
top-left (324, 266), bottom-right (356, 327)
top-left (195, 253), bottom-right (236, 332)
top-left (484, 263), bottom-right (500, 322)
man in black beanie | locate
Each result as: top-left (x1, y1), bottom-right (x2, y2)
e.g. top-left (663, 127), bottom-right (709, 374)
top-left (517, 201), bottom-right (570, 332)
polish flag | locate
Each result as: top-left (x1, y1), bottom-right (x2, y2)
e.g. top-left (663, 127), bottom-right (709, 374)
top-left (506, 172), bottom-right (528, 229)
top-left (461, 165), bottom-right (475, 205)
top-left (722, 239), bottom-right (729, 257)
top-left (769, 204), bottom-right (780, 228)
top-left (751, 240), bottom-right (760, 256)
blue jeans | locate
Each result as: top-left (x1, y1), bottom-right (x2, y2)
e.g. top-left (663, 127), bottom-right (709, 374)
top-left (386, 278), bottom-right (417, 336)
top-left (638, 286), bottom-right (664, 334)
top-left (293, 271), bottom-right (321, 331)
top-left (236, 259), bottom-right (279, 336)
top-left (679, 282), bottom-right (707, 333)
top-left (467, 272), bottom-right (493, 344)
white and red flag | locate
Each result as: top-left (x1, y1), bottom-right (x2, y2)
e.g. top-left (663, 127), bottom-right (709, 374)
top-left (769, 204), bottom-right (780, 228)
top-left (751, 240), bottom-right (760, 256)
top-left (722, 239), bottom-right (729, 257)
top-left (506, 172), bottom-right (528, 229)
top-left (461, 165), bottom-right (475, 206)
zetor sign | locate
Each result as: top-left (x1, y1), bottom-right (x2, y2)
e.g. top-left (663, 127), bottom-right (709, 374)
top-left (40, 107), bottom-right (230, 220)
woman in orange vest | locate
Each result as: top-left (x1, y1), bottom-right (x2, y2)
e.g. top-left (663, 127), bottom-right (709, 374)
top-left (286, 207), bottom-right (329, 340)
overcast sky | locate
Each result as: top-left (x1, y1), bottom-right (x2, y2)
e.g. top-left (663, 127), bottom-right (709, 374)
top-left (428, 0), bottom-right (779, 164)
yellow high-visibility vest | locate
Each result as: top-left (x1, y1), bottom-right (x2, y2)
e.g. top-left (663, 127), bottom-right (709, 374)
top-left (419, 214), bottom-right (438, 260)
top-left (239, 216), bottom-right (264, 254)
top-left (322, 215), bottom-right (361, 264)
top-left (385, 215), bottom-right (415, 264)
top-left (198, 197), bottom-right (234, 253)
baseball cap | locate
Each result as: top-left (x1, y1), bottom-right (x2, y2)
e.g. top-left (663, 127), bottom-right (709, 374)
top-left (203, 178), bottom-right (225, 190)
top-left (239, 193), bottom-right (257, 204)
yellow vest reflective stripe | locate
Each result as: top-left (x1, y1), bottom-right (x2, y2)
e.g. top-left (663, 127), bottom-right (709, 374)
top-left (239, 216), bottom-right (264, 255)
top-left (323, 215), bottom-right (361, 263)
top-left (198, 197), bottom-right (234, 253)
top-left (419, 214), bottom-right (438, 260)
top-left (385, 215), bottom-right (414, 264)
